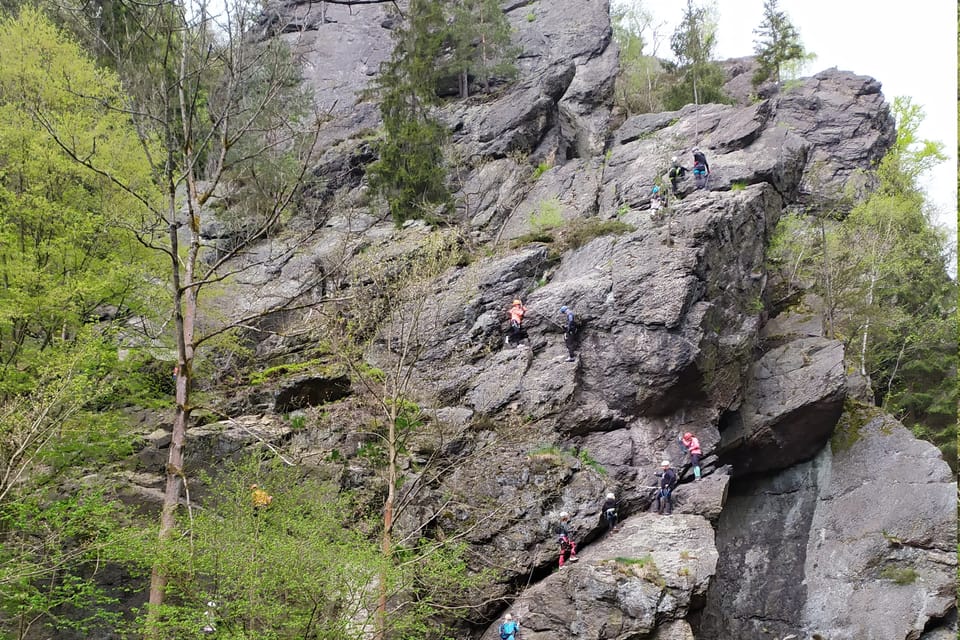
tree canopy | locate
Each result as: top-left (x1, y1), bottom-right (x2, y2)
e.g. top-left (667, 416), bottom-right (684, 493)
top-left (751, 0), bottom-right (809, 86)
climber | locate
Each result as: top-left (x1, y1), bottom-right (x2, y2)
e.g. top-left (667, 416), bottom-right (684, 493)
top-left (668, 157), bottom-right (688, 195)
top-left (557, 511), bottom-right (578, 568)
top-left (691, 148), bottom-right (709, 190)
top-left (499, 613), bottom-right (520, 640)
top-left (251, 484), bottom-right (273, 513)
top-left (559, 305), bottom-right (577, 362)
top-left (678, 431), bottom-right (702, 480)
top-left (650, 185), bottom-right (667, 214)
top-left (653, 461), bottom-right (677, 515)
top-left (602, 492), bottom-right (619, 533)
top-left (506, 299), bottom-right (528, 346)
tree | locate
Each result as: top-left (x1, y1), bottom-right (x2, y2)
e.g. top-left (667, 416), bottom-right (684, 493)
top-left (0, 8), bottom-right (159, 394)
top-left (751, 0), bottom-right (808, 86)
top-left (26, 1), bottom-right (327, 626)
top-left (664, 0), bottom-right (728, 110)
top-left (766, 98), bottom-right (956, 466)
top-left (448, 0), bottom-right (517, 98)
top-left (610, 0), bottom-right (668, 115)
top-left (368, 0), bottom-right (452, 226)
top-left (321, 230), bottom-right (504, 639)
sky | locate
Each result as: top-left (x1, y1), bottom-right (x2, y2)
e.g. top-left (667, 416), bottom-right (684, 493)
top-left (619, 0), bottom-right (958, 243)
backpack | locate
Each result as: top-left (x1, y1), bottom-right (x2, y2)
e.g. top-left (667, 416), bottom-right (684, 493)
top-left (499, 621), bottom-right (517, 639)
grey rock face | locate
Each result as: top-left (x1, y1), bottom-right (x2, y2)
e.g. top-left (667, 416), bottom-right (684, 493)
top-left (172, 1), bottom-right (947, 637)
top-left (486, 513), bottom-right (718, 640)
top-left (718, 337), bottom-right (846, 476)
top-left (273, 373), bottom-right (351, 412)
top-left (700, 412), bottom-right (956, 639)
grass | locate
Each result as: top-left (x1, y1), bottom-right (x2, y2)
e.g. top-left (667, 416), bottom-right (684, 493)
top-left (552, 219), bottom-right (634, 256)
top-left (614, 555), bottom-right (664, 586)
top-left (532, 162), bottom-right (550, 180)
top-left (250, 359), bottom-right (340, 384)
top-left (530, 198), bottom-right (563, 232)
top-left (577, 449), bottom-right (607, 475)
top-left (526, 445), bottom-right (607, 475)
top-left (880, 566), bottom-right (918, 585)
top-left (730, 181), bottom-right (748, 191)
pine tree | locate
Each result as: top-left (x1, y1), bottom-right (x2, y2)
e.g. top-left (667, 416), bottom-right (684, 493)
top-left (665, 0), bottom-right (728, 109)
top-left (368, 0), bottom-right (452, 225)
top-left (449, 0), bottom-right (517, 98)
top-left (751, 0), bottom-right (807, 86)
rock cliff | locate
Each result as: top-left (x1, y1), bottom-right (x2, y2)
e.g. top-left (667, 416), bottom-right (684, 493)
top-left (131, 1), bottom-right (955, 638)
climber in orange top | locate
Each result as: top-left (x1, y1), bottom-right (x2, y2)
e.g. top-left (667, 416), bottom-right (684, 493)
top-left (506, 298), bottom-right (528, 346)
top-left (250, 484), bottom-right (273, 512)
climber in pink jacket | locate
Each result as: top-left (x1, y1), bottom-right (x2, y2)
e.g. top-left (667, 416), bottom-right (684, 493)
top-left (679, 432), bottom-right (702, 480)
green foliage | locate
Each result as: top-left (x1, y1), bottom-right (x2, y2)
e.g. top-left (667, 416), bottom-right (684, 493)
top-left (751, 0), bottom-right (810, 86)
top-left (368, 1), bottom-right (452, 225)
top-left (879, 565), bottom-right (918, 585)
top-left (0, 487), bottom-right (127, 638)
top-left (552, 218), bottom-right (635, 256)
top-left (613, 555), bottom-right (664, 585)
top-left (0, 9), bottom-right (161, 390)
top-left (249, 358), bottom-right (340, 385)
top-left (664, 0), bottom-right (730, 109)
top-left (448, 0), bottom-right (518, 97)
top-left (532, 162), bottom-right (551, 180)
top-left (767, 100), bottom-right (955, 463)
top-left (530, 198), bottom-right (564, 232)
top-left (611, 1), bottom-right (667, 114)
top-left (577, 449), bottom-right (607, 475)
top-left (129, 456), bottom-right (480, 638)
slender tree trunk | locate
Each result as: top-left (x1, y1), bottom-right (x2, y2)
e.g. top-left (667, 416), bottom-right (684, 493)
top-left (819, 218), bottom-right (834, 338)
top-left (859, 268), bottom-right (878, 376)
top-left (147, 23), bottom-right (202, 616)
top-left (376, 401), bottom-right (398, 640)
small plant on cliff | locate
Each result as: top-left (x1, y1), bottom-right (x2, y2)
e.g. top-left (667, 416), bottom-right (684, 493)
top-left (577, 448), bottom-right (608, 475)
top-left (530, 198), bottom-right (564, 232)
top-left (879, 565), bottom-right (918, 585)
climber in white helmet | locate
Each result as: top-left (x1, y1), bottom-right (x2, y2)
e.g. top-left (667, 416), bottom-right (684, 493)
top-left (601, 491), bottom-right (619, 533)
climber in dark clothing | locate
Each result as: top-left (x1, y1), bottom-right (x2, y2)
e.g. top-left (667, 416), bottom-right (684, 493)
top-left (692, 148), bottom-right (709, 189)
top-left (557, 511), bottom-right (578, 568)
top-left (668, 157), bottom-right (688, 195)
top-left (601, 492), bottom-right (619, 532)
top-left (654, 460), bottom-right (677, 515)
top-left (559, 305), bottom-right (577, 362)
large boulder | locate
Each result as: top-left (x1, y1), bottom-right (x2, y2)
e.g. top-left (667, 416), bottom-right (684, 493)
top-left (718, 337), bottom-right (846, 476)
top-left (699, 409), bottom-right (956, 639)
top-left (486, 513), bottom-right (718, 639)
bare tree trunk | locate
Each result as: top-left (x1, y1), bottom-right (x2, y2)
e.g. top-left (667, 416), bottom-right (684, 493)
top-left (819, 218), bottom-right (835, 338)
top-left (376, 401), bottom-right (398, 640)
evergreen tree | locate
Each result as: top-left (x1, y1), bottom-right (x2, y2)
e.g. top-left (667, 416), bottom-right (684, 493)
top-left (751, 0), bottom-right (808, 86)
top-left (664, 0), bottom-right (728, 110)
top-left (368, 0), bottom-right (451, 225)
top-left (449, 0), bottom-right (517, 98)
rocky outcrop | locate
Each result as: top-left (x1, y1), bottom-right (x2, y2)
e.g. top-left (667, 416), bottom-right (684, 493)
top-left (700, 410), bottom-right (956, 639)
top-left (136, 1), bottom-right (955, 638)
top-left (718, 337), bottom-right (846, 476)
top-left (486, 514), bottom-right (718, 640)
